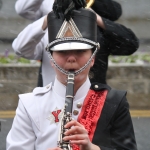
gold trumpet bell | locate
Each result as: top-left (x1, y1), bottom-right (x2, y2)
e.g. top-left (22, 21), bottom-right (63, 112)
top-left (86, 0), bottom-right (95, 8)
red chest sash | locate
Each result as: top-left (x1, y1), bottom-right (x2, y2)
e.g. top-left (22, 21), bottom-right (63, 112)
top-left (73, 89), bottom-right (108, 150)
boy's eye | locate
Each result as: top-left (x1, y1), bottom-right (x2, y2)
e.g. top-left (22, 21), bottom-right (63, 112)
top-left (58, 51), bottom-right (66, 53)
top-left (57, 50), bottom-right (87, 54)
top-left (77, 50), bottom-right (86, 53)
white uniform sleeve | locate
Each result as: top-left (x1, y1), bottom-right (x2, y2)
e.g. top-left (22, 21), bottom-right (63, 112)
top-left (6, 99), bottom-right (36, 150)
top-left (15, 0), bottom-right (44, 20)
top-left (12, 16), bottom-right (46, 60)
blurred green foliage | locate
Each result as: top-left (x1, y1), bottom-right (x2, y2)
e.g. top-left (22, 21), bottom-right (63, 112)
top-left (0, 54), bottom-right (30, 64)
top-left (109, 54), bottom-right (150, 63)
top-left (0, 54), bottom-right (150, 64)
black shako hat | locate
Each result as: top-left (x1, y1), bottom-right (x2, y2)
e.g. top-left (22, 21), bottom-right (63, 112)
top-left (46, 0), bottom-right (100, 51)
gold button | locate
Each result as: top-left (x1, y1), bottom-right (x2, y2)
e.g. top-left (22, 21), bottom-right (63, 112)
top-left (73, 110), bottom-right (79, 115)
top-left (77, 102), bottom-right (82, 109)
top-left (94, 85), bottom-right (98, 89)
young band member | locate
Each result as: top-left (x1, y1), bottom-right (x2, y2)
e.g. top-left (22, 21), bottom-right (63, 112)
top-left (13, 0), bottom-right (139, 86)
top-left (7, 1), bottom-right (137, 150)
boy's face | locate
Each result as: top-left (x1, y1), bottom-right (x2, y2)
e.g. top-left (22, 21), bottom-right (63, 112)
top-left (51, 49), bottom-right (95, 84)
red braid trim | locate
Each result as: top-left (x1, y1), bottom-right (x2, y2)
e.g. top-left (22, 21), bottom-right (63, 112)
top-left (72, 89), bottom-right (108, 150)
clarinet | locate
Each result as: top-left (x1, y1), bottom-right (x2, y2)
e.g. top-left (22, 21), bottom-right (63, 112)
top-left (57, 72), bottom-right (75, 150)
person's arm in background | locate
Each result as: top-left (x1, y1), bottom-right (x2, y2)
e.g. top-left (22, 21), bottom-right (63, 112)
top-left (12, 16), bottom-right (47, 60)
top-left (90, 0), bottom-right (139, 56)
top-left (101, 17), bottom-right (139, 55)
top-left (89, 13), bottom-right (139, 84)
top-left (91, 0), bottom-right (122, 21)
top-left (95, 13), bottom-right (139, 55)
top-left (15, 0), bottom-right (44, 20)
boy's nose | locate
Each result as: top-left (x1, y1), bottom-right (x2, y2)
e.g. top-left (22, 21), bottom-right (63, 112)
top-left (67, 55), bottom-right (76, 63)
top-left (66, 52), bottom-right (77, 63)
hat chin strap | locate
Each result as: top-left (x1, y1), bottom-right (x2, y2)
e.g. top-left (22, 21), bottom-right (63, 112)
top-left (48, 48), bottom-right (98, 76)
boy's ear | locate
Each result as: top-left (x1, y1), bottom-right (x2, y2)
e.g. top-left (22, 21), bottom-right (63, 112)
top-left (50, 61), bottom-right (54, 67)
top-left (90, 57), bottom-right (95, 67)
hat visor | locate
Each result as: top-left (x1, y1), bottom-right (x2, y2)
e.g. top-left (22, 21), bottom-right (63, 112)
top-left (50, 42), bottom-right (93, 51)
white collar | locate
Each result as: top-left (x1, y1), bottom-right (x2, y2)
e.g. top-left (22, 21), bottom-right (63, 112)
top-left (53, 76), bottom-right (91, 101)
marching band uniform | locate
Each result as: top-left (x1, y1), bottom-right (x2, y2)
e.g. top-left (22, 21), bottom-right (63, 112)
top-left (8, 1), bottom-right (137, 150)
top-left (7, 78), bottom-right (91, 150)
top-left (7, 77), bottom-right (137, 150)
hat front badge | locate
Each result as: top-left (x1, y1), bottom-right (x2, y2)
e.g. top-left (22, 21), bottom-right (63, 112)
top-left (56, 18), bottom-right (82, 39)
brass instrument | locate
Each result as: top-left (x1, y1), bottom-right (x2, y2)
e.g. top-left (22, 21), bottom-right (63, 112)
top-left (57, 73), bottom-right (75, 150)
top-left (86, 0), bottom-right (95, 8)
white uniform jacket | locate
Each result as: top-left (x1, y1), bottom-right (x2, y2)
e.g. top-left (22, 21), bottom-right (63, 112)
top-left (12, 16), bottom-right (55, 86)
top-left (6, 77), bottom-right (91, 150)
top-left (15, 0), bottom-right (54, 20)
